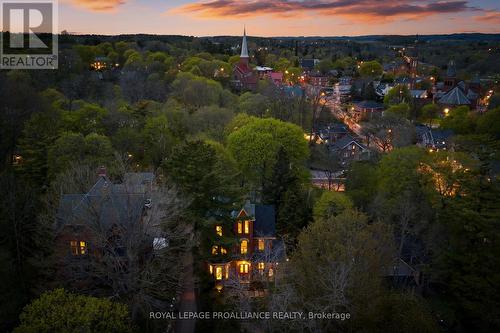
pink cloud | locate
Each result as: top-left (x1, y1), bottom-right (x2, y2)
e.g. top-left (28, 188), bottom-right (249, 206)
top-left (171, 0), bottom-right (476, 22)
top-left (68, 0), bottom-right (125, 12)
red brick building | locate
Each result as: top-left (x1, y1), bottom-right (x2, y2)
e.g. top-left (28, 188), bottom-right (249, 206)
top-left (207, 202), bottom-right (285, 289)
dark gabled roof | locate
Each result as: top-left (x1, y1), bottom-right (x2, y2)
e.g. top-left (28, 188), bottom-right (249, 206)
top-left (254, 205), bottom-right (276, 237)
top-left (331, 135), bottom-right (366, 151)
top-left (430, 129), bottom-right (454, 142)
top-left (438, 86), bottom-right (471, 105)
top-left (56, 174), bottom-right (152, 230)
top-left (354, 100), bottom-right (385, 110)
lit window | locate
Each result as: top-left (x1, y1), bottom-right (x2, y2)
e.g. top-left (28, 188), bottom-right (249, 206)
top-left (215, 225), bottom-right (222, 236)
top-left (79, 241), bottom-right (87, 255)
top-left (237, 222), bottom-right (242, 234)
top-left (258, 262), bottom-right (265, 270)
top-left (244, 220), bottom-right (249, 234)
top-left (70, 241), bottom-right (79, 255)
top-left (225, 265), bottom-right (229, 279)
top-left (209, 265), bottom-right (213, 274)
top-left (211, 246), bottom-right (219, 255)
top-left (268, 268), bottom-right (274, 277)
top-left (240, 240), bottom-right (248, 254)
top-left (220, 247), bottom-right (227, 255)
top-left (239, 263), bottom-right (249, 274)
top-left (215, 266), bottom-right (223, 280)
top-left (258, 239), bottom-right (265, 251)
top-left (70, 240), bottom-right (87, 255)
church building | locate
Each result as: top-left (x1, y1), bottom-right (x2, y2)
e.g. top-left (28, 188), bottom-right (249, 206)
top-left (231, 28), bottom-right (258, 91)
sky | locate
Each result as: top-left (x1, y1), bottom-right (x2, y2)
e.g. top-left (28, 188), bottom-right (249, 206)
top-left (57, 0), bottom-right (500, 36)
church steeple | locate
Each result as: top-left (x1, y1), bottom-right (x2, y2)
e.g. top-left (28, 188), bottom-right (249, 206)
top-left (240, 27), bottom-right (249, 59)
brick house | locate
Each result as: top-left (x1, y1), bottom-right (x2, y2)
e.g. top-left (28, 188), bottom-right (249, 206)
top-left (207, 202), bottom-right (285, 288)
top-left (54, 169), bottom-right (156, 282)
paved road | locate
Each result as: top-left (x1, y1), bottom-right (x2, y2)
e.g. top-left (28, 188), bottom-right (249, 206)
top-left (174, 251), bottom-right (196, 333)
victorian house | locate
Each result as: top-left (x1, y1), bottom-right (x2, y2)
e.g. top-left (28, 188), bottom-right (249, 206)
top-left (207, 202), bottom-right (285, 289)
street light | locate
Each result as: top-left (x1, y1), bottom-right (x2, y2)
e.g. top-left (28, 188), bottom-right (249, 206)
top-left (444, 108), bottom-right (450, 116)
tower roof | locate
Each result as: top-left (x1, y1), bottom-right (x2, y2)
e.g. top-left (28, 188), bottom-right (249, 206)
top-left (240, 27), bottom-right (248, 58)
top-left (446, 59), bottom-right (457, 78)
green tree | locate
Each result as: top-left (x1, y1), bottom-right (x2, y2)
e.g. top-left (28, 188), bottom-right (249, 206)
top-left (359, 60), bottom-right (383, 77)
top-left (142, 115), bottom-right (178, 167)
top-left (476, 107), bottom-right (500, 139)
top-left (227, 117), bottom-right (309, 191)
top-left (440, 106), bottom-right (476, 134)
top-left (386, 103), bottom-right (411, 119)
top-left (384, 85), bottom-right (411, 106)
top-left (14, 289), bottom-right (132, 333)
top-left (421, 103), bottom-right (440, 126)
top-left (313, 191), bottom-right (353, 221)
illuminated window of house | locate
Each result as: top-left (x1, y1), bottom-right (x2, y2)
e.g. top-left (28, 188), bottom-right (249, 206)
top-left (215, 266), bottom-right (223, 280)
top-left (244, 220), bottom-right (249, 234)
top-left (211, 245), bottom-right (219, 255)
top-left (239, 263), bottom-right (249, 274)
top-left (70, 241), bottom-right (79, 255)
top-left (268, 268), bottom-right (274, 277)
top-left (237, 222), bottom-right (242, 234)
top-left (79, 241), bottom-right (87, 255)
top-left (258, 262), bottom-right (265, 270)
top-left (70, 240), bottom-right (87, 255)
top-left (209, 265), bottom-right (213, 274)
top-left (216, 225), bottom-right (222, 236)
top-left (220, 247), bottom-right (227, 255)
top-left (225, 266), bottom-right (229, 279)
top-left (240, 240), bottom-right (248, 254)
top-left (258, 239), bottom-right (265, 251)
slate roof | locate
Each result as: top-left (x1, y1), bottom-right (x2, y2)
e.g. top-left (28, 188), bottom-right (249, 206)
top-left (300, 58), bottom-right (317, 71)
top-left (56, 174), bottom-right (151, 230)
top-left (254, 205), bottom-right (276, 237)
top-left (438, 86), bottom-right (471, 105)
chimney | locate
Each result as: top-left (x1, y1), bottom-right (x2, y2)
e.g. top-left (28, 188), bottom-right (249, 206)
top-left (97, 166), bottom-right (107, 178)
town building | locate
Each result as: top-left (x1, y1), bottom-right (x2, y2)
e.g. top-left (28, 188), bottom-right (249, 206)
top-left (231, 28), bottom-right (258, 91)
top-left (207, 202), bottom-right (285, 289)
top-left (352, 100), bottom-right (385, 121)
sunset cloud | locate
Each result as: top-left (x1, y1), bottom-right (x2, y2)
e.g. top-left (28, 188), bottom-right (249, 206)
top-left (171, 0), bottom-right (476, 21)
top-left (68, 0), bottom-right (125, 12)
top-left (475, 10), bottom-right (500, 24)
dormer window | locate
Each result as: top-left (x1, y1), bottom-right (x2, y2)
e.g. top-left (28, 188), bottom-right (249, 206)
top-left (215, 225), bottom-right (222, 236)
top-left (237, 222), bottom-right (242, 234)
top-left (244, 220), bottom-right (250, 234)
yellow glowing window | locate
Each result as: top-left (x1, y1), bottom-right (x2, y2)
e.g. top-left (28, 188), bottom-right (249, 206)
top-left (225, 265), bottom-right (229, 279)
top-left (221, 247), bottom-right (227, 255)
top-left (240, 240), bottom-right (248, 254)
top-left (215, 266), bottom-right (223, 280)
top-left (244, 220), bottom-right (249, 234)
top-left (268, 268), bottom-right (274, 277)
top-left (258, 239), bottom-right (265, 251)
top-left (239, 264), bottom-right (249, 274)
top-left (209, 265), bottom-right (213, 274)
top-left (237, 222), bottom-right (242, 234)
top-left (258, 262), bottom-right (265, 270)
top-left (216, 225), bottom-right (222, 236)
top-left (211, 246), bottom-right (218, 255)
top-left (70, 240), bottom-right (87, 255)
